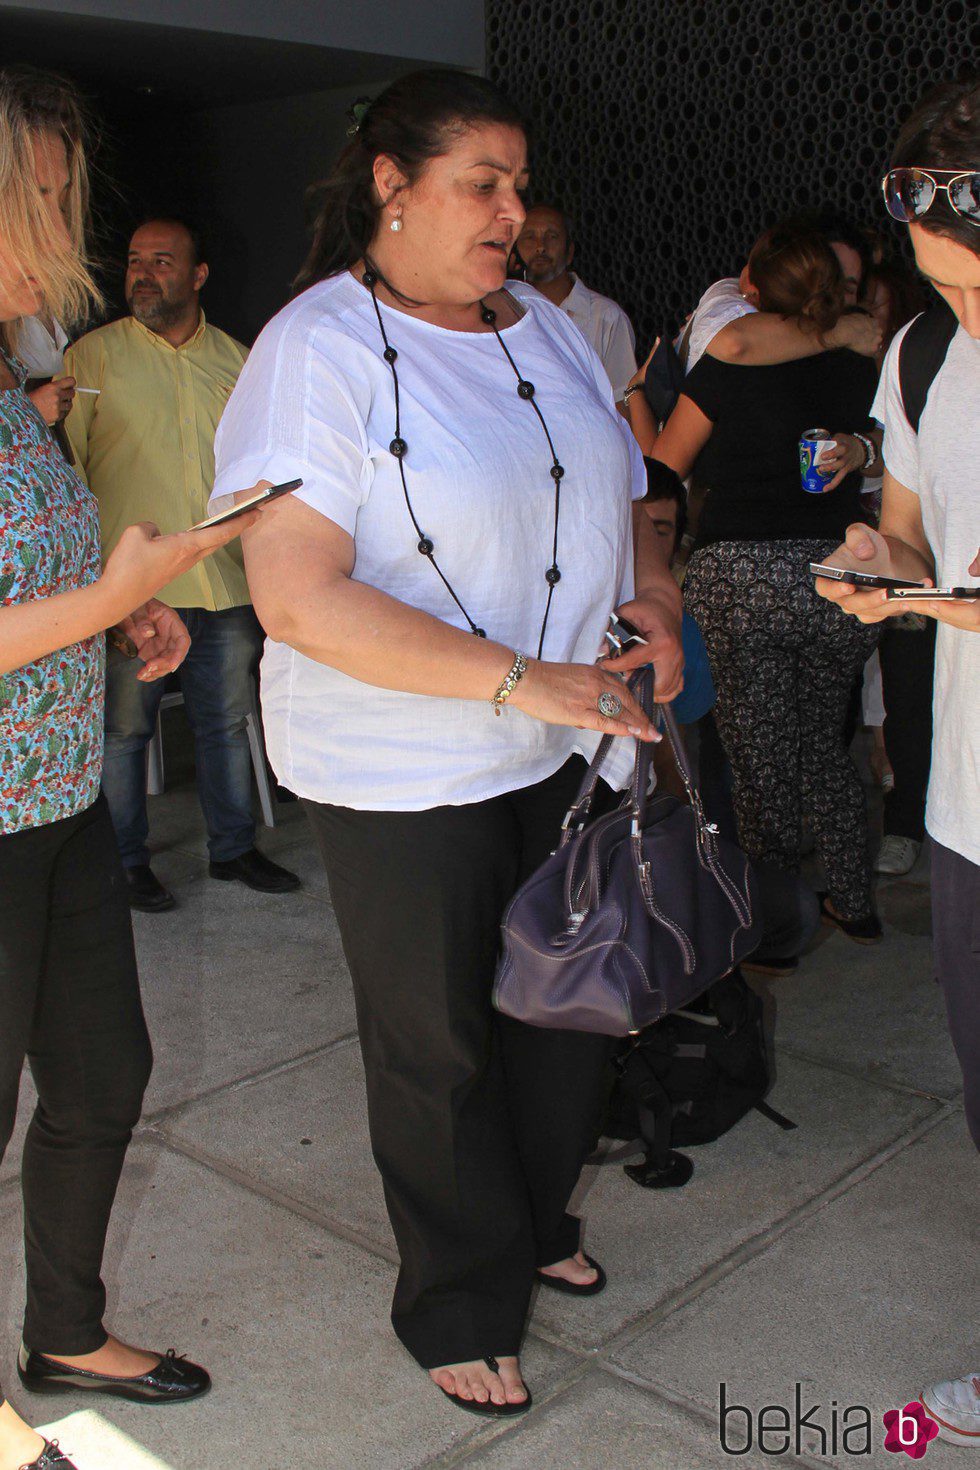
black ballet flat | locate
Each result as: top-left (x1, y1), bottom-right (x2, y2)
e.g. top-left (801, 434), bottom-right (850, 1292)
top-left (437, 1356), bottom-right (533, 1417)
top-left (536, 1253), bottom-right (607, 1296)
top-left (20, 1441), bottom-right (77, 1470)
top-left (17, 1343), bottom-right (211, 1404)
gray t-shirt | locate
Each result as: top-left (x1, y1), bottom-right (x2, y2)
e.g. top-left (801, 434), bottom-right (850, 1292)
top-left (872, 320), bottom-right (980, 865)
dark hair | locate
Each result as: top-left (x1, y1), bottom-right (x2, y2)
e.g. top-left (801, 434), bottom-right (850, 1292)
top-left (524, 201), bottom-right (574, 244)
top-left (891, 75), bottom-right (980, 256)
top-left (805, 210), bottom-right (872, 292)
top-left (747, 223), bottom-right (844, 336)
top-left (860, 258), bottom-right (927, 348)
top-left (132, 214), bottom-right (205, 265)
top-left (293, 70), bottom-right (525, 293)
top-left (641, 458), bottom-right (687, 549)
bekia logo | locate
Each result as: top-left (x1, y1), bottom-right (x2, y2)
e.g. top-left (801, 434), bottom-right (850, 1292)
top-left (882, 1402), bottom-right (939, 1459)
top-left (719, 1383), bottom-right (873, 1457)
top-left (718, 1384), bottom-right (941, 1459)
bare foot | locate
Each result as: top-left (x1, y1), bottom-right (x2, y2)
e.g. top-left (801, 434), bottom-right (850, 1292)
top-left (429, 1355), bottom-right (527, 1407)
top-left (0, 1399), bottom-right (46, 1470)
top-left (37, 1332), bottom-right (159, 1379)
top-left (538, 1250), bottom-right (599, 1288)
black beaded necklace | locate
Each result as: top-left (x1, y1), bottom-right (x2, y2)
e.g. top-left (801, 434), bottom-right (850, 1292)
top-left (362, 264), bottom-right (566, 660)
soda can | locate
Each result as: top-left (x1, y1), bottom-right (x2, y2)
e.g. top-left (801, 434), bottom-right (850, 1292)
top-left (799, 428), bottom-right (837, 493)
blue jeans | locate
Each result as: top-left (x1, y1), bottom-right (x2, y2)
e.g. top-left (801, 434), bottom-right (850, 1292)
top-left (102, 605), bottom-right (263, 866)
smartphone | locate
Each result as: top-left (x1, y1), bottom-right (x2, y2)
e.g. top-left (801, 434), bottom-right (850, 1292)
top-left (809, 562), bottom-right (925, 591)
top-left (191, 478), bottom-right (302, 531)
top-left (604, 613), bottom-right (649, 656)
top-left (887, 586), bottom-right (979, 602)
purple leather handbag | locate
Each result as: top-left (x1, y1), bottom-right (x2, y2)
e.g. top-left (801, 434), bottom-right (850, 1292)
top-left (493, 667), bottom-right (762, 1037)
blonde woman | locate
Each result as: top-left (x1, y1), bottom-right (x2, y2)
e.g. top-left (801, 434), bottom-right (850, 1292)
top-left (0, 69), bottom-right (259, 1470)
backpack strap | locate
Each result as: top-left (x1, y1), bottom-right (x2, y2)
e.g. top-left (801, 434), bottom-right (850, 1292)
top-left (898, 298), bottom-right (958, 434)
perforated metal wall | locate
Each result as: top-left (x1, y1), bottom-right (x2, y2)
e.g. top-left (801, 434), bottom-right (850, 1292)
top-left (487, 0), bottom-right (976, 349)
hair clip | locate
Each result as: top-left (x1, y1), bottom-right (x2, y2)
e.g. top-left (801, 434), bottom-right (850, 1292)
top-left (346, 96), bottom-right (373, 137)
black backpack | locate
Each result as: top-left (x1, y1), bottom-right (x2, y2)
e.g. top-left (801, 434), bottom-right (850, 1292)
top-left (898, 297), bottom-right (958, 434)
top-left (600, 969), bottom-right (796, 1189)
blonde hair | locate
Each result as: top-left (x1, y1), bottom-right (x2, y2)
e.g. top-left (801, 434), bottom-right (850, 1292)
top-left (0, 66), bottom-right (101, 354)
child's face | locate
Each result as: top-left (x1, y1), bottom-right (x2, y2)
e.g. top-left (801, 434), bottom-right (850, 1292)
top-left (643, 497), bottom-right (679, 567)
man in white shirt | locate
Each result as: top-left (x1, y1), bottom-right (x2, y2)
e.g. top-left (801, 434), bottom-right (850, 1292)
top-left (815, 75), bottom-right (980, 1450)
top-left (515, 203), bottom-right (637, 400)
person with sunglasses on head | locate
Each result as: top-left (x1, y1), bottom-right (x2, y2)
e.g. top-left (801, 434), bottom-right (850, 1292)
top-left (0, 68), bottom-right (263, 1470)
top-left (816, 74), bottom-right (980, 1450)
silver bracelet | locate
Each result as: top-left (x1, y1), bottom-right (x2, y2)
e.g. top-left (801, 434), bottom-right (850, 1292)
top-left (491, 651), bottom-right (528, 715)
top-left (853, 431), bottom-right (876, 471)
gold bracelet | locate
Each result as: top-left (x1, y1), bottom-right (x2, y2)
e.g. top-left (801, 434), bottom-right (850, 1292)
top-left (490, 651), bottom-right (528, 714)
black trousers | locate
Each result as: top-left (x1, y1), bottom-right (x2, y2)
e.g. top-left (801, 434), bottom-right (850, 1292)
top-left (879, 619), bottom-right (936, 842)
top-left (305, 759), bottom-right (615, 1370)
top-left (0, 795), bottom-right (152, 1407)
top-left (931, 840), bottom-right (980, 1150)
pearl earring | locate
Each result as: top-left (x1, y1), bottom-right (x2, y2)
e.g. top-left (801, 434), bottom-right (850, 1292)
top-left (390, 213), bottom-right (403, 232)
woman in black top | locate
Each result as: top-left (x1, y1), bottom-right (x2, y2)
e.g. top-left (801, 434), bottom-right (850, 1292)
top-left (651, 224), bottom-right (882, 939)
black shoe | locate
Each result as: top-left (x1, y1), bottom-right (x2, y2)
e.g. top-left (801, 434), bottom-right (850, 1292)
top-left (819, 896), bottom-right (883, 945)
top-left (20, 1442), bottom-right (78, 1470)
top-left (125, 864), bottom-right (176, 913)
top-left (535, 1253), bottom-right (607, 1296)
top-left (17, 1343), bottom-right (210, 1405)
top-left (742, 953), bottom-right (799, 977)
top-left (436, 1357), bottom-right (532, 1418)
top-left (208, 846), bottom-right (301, 893)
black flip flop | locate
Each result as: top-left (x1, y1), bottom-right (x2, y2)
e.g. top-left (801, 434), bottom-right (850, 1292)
top-left (437, 1356), bottom-right (532, 1417)
top-left (535, 1253), bottom-right (607, 1296)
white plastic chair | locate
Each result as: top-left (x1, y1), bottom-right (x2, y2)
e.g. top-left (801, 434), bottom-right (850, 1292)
top-left (145, 680), bottom-right (276, 827)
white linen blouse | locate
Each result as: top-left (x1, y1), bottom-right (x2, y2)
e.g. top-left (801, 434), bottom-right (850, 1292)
top-left (211, 273), bottom-right (644, 811)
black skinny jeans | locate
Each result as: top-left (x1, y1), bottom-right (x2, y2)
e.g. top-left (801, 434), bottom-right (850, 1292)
top-left (305, 758), bottom-right (616, 1371)
top-left (0, 794), bottom-right (152, 1406)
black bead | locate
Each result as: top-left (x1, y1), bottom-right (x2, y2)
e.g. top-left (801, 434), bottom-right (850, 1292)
top-left (545, 565), bottom-right (561, 586)
top-left (481, 307), bottom-right (497, 325)
top-left (473, 627), bottom-right (487, 638)
top-left (362, 269), bottom-right (377, 287)
top-left (550, 463), bottom-right (565, 481)
top-left (417, 537), bottom-right (434, 555)
top-left (517, 379), bottom-right (535, 400)
top-left (389, 437), bottom-right (407, 458)
top-left (383, 346), bottom-right (398, 363)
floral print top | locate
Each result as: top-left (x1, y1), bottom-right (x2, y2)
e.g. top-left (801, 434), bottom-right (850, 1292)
top-left (0, 350), bottom-right (104, 834)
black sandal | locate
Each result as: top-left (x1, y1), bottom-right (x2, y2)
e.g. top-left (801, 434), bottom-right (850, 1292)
top-left (436, 1356), bottom-right (532, 1417)
top-left (536, 1252), bottom-right (607, 1296)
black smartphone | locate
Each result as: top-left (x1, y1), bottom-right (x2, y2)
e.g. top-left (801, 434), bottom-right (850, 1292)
top-left (809, 562), bottom-right (925, 591)
top-left (604, 613), bottom-right (649, 656)
top-left (191, 478), bottom-right (303, 531)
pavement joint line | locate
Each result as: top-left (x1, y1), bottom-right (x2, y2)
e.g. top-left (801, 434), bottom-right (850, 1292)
top-left (773, 1042), bottom-right (963, 1105)
top-left (144, 1030), bottom-right (361, 1127)
top-left (140, 1126), bottom-right (401, 1267)
top-left (592, 1360), bottom-right (832, 1470)
top-left (591, 1104), bottom-right (954, 1363)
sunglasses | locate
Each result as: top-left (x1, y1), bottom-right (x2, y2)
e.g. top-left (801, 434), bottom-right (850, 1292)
top-left (881, 167), bottom-right (980, 226)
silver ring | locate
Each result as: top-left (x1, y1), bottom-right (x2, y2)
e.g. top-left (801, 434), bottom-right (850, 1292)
top-left (597, 691), bottom-right (623, 719)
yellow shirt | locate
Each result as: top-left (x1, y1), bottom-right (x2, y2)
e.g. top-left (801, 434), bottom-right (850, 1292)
top-left (64, 312), bottom-right (249, 610)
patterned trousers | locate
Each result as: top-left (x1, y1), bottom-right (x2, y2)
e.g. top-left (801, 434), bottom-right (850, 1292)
top-left (685, 539), bottom-right (879, 920)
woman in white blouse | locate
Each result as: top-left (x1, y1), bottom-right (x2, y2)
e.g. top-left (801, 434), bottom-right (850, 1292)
top-left (213, 71), bottom-right (683, 1417)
